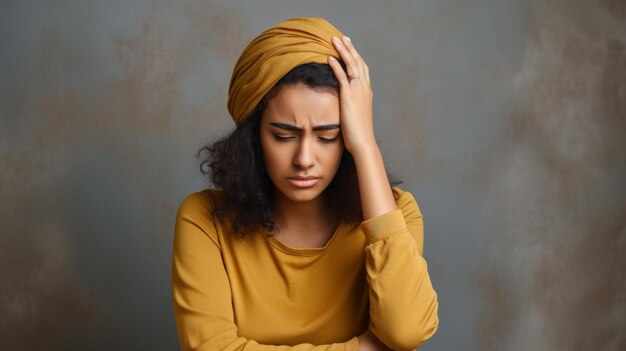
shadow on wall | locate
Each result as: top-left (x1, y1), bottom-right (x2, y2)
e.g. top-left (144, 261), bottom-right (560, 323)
top-left (473, 0), bottom-right (626, 350)
top-left (0, 1), bottom-right (251, 348)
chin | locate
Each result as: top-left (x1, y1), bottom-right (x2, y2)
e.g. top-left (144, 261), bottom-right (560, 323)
top-left (277, 183), bottom-right (326, 203)
top-left (283, 189), bottom-right (321, 203)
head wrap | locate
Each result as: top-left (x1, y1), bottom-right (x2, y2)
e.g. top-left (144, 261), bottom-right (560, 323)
top-left (227, 17), bottom-right (345, 127)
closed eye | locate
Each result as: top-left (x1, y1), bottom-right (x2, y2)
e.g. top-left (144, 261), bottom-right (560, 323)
top-left (273, 135), bottom-right (295, 141)
top-left (273, 135), bottom-right (339, 143)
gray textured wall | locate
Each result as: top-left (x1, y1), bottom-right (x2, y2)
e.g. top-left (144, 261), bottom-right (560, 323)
top-left (1, 0), bottom-right (624, 350)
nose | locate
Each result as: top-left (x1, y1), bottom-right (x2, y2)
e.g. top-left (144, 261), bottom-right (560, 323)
top-left (293, 137), bottom-right (315, 170)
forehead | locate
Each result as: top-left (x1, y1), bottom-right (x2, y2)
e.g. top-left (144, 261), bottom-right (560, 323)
top-left (262, 83), bottom-right (340, 126)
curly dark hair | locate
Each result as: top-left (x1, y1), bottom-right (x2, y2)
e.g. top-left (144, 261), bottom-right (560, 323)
top-left (198, 62), bottom-right (403, 238)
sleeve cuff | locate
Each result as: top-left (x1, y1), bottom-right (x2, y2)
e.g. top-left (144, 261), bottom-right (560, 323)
top-left (360, 209), bottom-right (408, 244)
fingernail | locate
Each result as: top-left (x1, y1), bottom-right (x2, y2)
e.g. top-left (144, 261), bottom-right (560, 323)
top-left (344, 35), bottom-right (351, 42)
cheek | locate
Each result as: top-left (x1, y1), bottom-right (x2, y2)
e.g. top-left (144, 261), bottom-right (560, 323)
top-left (264, 151), bottom-right (280, 171)
top-left (322, 145), bottom-right (344, 174)
top-left (331, 143), bottom-right (345, 164)
top-left (260, 138), bottom-right (287, 175)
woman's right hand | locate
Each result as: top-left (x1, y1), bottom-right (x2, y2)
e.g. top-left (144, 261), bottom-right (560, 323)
top-left (357, 328), bottom-right (392, 351)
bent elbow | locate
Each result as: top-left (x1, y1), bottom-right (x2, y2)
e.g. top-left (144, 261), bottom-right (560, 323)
top-left (414, 314), bottom-right (439, 349)
top-left (376, 296), bottom-right (439, 350)
top-left (379, 317), bottom-right (439, 351)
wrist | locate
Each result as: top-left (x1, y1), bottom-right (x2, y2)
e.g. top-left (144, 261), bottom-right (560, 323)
top-left (357, 334), bottom-right (372, 351)
top-left (349, 143), bottom-right (380, 161)
top-left (357, 328), bottom-right (393, 351)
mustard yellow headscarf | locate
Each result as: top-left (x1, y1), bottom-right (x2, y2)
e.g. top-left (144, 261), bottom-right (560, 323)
top-left (227, 17), bottom-right (345, 127)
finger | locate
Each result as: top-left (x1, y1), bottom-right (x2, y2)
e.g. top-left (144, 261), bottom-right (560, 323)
top-left (340, 37), bottom-right (369, 89)
top-left (341, 36), bottom-right (366, 77)
top-left (332, 36), bottom-right (359, 79)
top-left (327, 55), bottom-right (350, 87)
top-left (332, 36), bottom-right (357, 78)
top-left (365, 65), bottom-right (372, 93)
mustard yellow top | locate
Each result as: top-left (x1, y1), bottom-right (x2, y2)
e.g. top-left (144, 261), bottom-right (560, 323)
top-left (171, 186), bottom-right (439, 350)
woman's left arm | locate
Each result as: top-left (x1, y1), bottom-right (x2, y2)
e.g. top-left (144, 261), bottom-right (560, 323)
top-left (358, 188), bottom-right (439, 351)
top-left (328, 35), bottom-right (438, 351)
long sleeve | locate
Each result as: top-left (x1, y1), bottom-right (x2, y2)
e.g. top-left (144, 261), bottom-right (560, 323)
top-left (171, 192), bottom-right (360, 351)
top-left (360, 191), bottom-right (439, 351)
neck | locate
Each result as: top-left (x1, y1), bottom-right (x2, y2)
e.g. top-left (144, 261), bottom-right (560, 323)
top-left (272, 188), bottom-right (335, 233)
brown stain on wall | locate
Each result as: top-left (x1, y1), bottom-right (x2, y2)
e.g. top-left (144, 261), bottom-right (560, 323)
top-left (474, 0), bottom-right (626, 349)
top-left (0, 215), bottom-right (112, 349)
top-left (472, 273), bottom-right (516, 350)
top-left (1, 0), bottom-right (251, 348)
top-left (0, 27), bottom-right (111, 350)
top-left (101, 0), bottom-right (252, 244)
top-left (531, 211), bottom-right (626, 350)
top-left (183, 1), bottom-right (252, 63)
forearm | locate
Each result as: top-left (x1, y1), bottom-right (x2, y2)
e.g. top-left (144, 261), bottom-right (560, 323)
top-left (357, 328), bottom-right (391, 351)
top-left (351, 145), bottom-right (397, 220)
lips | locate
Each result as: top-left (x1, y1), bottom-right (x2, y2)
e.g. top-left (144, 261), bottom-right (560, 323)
top-left (289, 176), bottom-right (319, 180)
top-left (288, 177), bottom-right (319, 188)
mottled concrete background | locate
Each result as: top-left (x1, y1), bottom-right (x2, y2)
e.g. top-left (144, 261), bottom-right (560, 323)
top-left (1, 0), bottom-right (624, 350)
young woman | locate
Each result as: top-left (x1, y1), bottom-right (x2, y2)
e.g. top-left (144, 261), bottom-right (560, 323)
top-left (172, 17), bottom-right (439, 351)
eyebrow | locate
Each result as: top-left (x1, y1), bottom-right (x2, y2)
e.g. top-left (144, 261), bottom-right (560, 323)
top-left (269, 122), bottom-right (340, 131)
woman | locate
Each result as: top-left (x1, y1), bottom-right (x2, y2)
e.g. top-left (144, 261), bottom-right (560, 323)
top-left (172, 17), bottom-right (439, 351)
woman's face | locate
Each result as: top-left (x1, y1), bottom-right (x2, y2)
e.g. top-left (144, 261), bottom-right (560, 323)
top-left (260, 82), bottom-right (345, 204)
